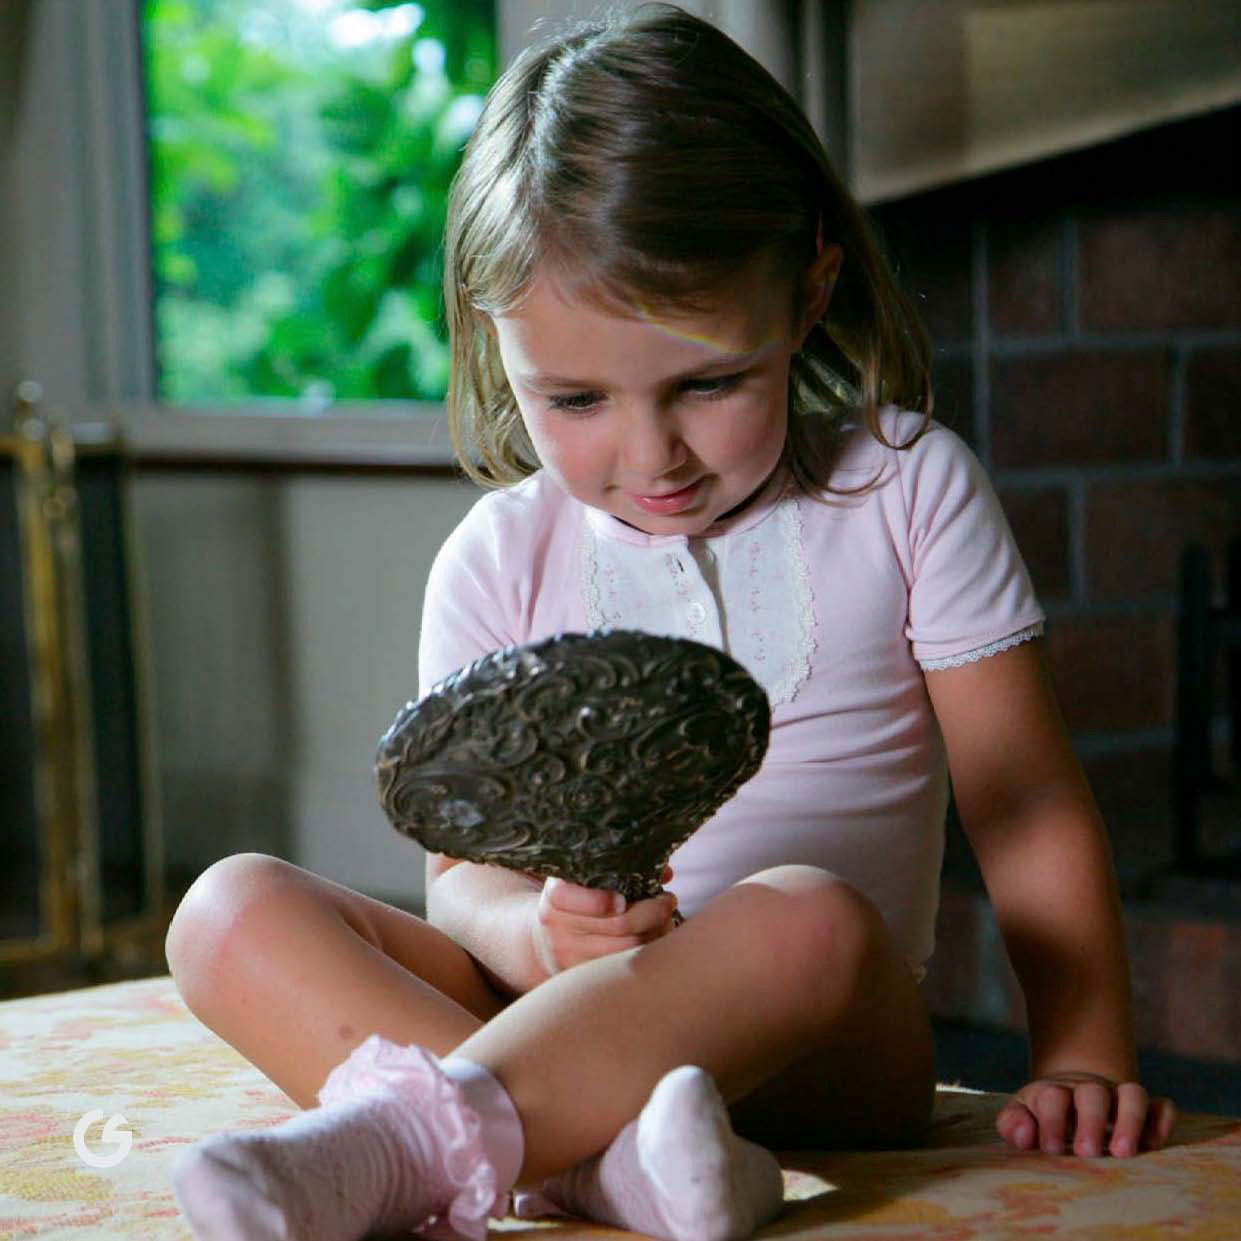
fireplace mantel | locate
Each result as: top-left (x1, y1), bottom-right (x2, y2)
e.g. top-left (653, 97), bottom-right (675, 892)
top-left (850, 0), bottom-right (1241, 205)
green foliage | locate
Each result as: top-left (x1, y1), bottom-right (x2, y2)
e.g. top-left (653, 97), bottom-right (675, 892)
top-left (142, 0), bottom-right (495, 404)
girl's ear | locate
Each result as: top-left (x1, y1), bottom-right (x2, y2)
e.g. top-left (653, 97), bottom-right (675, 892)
top-left (473, 309), bottom-right (497, 339)
top-left (796, 242), bottom-right (843, 345)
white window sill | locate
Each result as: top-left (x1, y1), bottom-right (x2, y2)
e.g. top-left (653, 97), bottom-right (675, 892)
top-left (113, 402), bottom-right (459, 468)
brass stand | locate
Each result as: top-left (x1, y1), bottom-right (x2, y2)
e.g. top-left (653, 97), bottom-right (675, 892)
top-left (0, 382), bottom-right (167, 997)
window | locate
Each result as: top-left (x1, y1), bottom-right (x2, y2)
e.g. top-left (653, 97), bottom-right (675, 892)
top-left (141, 0), bottom-right (495, 410)
top-left (5, 1), bottom-right (812, 464)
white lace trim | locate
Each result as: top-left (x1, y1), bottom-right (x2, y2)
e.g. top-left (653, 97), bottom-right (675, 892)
top-left (721, 492), bottom-right (815, 707)
top-left (575, 490), bottom-right (817, 708)
top-left (918, 621), bottom-right (1045, 671)
top-left (580, 522), bottom-right (605, 628)
top-left (767, 496), bottom-right (816, 706)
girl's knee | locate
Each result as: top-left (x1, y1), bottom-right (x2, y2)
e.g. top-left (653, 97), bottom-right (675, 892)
top-left (731, 864), bottom-right (887, 985)
top-left (165, 852), bottom-right (302, 993)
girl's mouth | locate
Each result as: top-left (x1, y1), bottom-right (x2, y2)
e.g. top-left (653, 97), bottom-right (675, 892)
top-left (630, 479), bottom-right (703, 515)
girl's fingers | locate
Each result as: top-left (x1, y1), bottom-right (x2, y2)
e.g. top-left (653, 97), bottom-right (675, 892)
top-left (1141, 1095), bottom-right (1177, 1152)
top-left (616, 891), bottom-right (678, 939)
top-left (1108, 1082), bottom-right (1150, 1157)
top-left (546, 875), bottom-right (676, 918)
top-left (996, 1099), bottom-right (1038, 1149)
top-left (1001, 1080), bottom-right (1175, 1159)
top-left (565, 902), bottom-right (677, 959)
top-left (542, 876), bottom-right (622, 916)
top-left (1032, 1083), bottom-right (1072, 1153)
top-left (1069, 1082), bottom-right (1113, 1157)
top-left (545, 883), bottom-right (676, 935)
top-left (579, 933), bottom-right (648, 956)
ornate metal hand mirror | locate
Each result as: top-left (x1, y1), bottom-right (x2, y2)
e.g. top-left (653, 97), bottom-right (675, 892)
top-left (375, 629), bottom-right (770, 906)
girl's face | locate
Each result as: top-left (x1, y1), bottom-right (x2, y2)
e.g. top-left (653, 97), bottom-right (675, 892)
top-left (488, 248), bottom-right (840, 536)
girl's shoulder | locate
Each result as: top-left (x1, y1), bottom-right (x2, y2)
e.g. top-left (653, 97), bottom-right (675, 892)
top-left (441, 470), bottom-right (577, 557)
top-left (459, 469), bottom-right (571, 521)
top-left (804, 406), bottom-right (976, 501)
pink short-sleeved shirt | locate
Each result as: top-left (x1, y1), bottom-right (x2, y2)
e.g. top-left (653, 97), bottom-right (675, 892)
top-left (418, 408), bottom-right (1046, 971)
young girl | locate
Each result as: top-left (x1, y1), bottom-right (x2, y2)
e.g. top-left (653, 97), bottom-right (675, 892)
top-left (166, 5), bottom-right (1176, 1239)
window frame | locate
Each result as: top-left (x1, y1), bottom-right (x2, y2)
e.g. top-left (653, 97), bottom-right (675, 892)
top-left (15, 0), bottom-right (825, 466)
top-left (19, 0), bottom-right (482, 466)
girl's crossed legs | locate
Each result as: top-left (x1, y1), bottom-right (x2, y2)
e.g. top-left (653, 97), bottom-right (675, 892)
top-left (165, 853), bottom-right (934, 1189)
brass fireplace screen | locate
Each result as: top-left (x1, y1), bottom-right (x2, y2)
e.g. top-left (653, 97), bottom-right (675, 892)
top-left (1, 382), bottom-right (164, 990)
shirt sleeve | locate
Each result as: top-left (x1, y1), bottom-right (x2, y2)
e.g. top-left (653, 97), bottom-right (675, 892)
top-left (417, 493), bottom-right (521, 698)
top-left (895, 417), bottom-right (1047, 670)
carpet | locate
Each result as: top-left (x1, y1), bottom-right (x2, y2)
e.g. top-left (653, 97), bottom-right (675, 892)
top-left (1, 975), bottom-right (1238, 1239)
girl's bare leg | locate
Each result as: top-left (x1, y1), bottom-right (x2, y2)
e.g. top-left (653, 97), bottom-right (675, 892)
top-left (166, 854), bottom-right (934, 1187)
top-left (463, 865), bottom-right (935, 1180)
top-left (164, 852), bottom-right (506, 1106)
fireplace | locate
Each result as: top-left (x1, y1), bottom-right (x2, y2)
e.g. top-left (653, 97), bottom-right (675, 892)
top-left (0, 383), bottom-right (166, 997)
top-left (862, 102), bottom-right (1241, 1095)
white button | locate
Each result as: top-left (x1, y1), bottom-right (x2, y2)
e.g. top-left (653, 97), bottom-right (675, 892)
top-left (687, 602), bottom-right (707, 623)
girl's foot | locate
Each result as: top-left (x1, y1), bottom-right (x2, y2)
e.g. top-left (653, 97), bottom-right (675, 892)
top-left (171, 1037), bottom-right (522, 1241)
top-left (514, 1064), bottom-right (785, 1241)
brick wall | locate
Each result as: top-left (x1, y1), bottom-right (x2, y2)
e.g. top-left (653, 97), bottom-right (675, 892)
top-left (870, 102), bottom-right (1241, 891)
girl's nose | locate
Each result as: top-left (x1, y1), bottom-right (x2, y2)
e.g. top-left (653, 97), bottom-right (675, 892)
top-left (620, 408), bottom-right (687, 480)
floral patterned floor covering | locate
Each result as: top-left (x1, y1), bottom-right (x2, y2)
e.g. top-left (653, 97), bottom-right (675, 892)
top-left (1, 974), bottom-right (1238, 1239)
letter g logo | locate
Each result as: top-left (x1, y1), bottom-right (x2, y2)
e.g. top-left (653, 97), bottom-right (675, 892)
top-left (73, 1110), bottom-right (133, 1168)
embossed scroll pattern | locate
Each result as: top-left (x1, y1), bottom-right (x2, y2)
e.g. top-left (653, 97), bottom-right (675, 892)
top-left (375, 629), bottom-right (771, 902)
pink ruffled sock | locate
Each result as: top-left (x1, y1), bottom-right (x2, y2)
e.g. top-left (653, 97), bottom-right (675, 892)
top-left (513, 1064), bottom-right (785, 1241)
top-left (171, 1035), bottom-right (524, 1241)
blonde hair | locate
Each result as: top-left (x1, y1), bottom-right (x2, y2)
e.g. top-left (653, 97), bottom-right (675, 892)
top-left (442, 2), bottom-right (934, 496)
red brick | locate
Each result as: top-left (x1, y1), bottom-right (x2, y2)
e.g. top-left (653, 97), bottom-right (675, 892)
top-left (930, 354), bottom-right (974, 446)
top-left (991, 349), bottom-right (1170, 468)
top-left (1160, 922), bottom-right (1240, 1060)
top-left (1081, 741), bottom-right (1238, 881)
top-left (1086, 478), bottom-right (1241, 597)
top-left (1079, 202), bottom-right (1241, 332)
top-left (869, 204), bottom-right (973, 344)
top-left (1126, 916), bottom-right (1170, 1053)
top-left (922, 885), bottom-right (985, 1019)
top-left (1126, 909), bottom-right (1241, 1061)
top-left (924, 884), bottom-right (1025, 1030)
top-left (1078, 747), bottom-right (1176, 879)
top-left (989, 214), bottom-right (1062, 336)
top-left (1043, 613), bottom-right (1174, 732)
top-left (1184, 346), bottom-right (1241, 460)
top-left (998, 486), bottom-right (1071, 602)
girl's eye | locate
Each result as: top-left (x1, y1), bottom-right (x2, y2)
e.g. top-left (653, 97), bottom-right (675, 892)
top-left (547, 373), bottom-right (743, 413)
top-left (684, 374), bottom-right (743, 398)
top-left (547, 391), bottom-right (602, 412)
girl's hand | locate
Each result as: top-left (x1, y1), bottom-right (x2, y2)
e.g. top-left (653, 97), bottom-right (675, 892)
top-left (530, 865), bottom-right (679, 979)
top-left (996, 1072), bottom-right (1177, 1157)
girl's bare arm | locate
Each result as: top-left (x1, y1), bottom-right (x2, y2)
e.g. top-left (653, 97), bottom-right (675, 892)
top-left (924, 637), bottom-right (1176, 1157)
top-left (425, 857), bottom-right (548, 997)
top-left (425, 855), bottom-right (678, 999)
